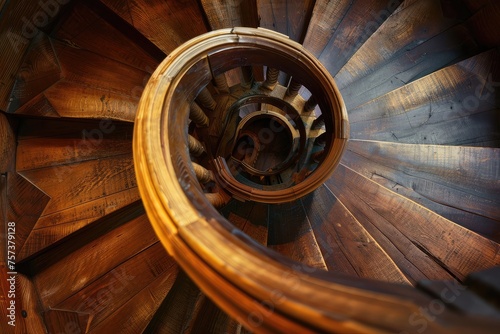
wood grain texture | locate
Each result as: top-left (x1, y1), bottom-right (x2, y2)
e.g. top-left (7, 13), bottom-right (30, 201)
top-left (55, 1), bottom-right (159, 72)
top-left (257, 0), bottom-right (315, 42)
top-left (19, 153), bottom-right (136, 216)
top-left (267, 200), bottom-right (328, 270)
top-left (88, 264), bottom-right (179, 334)
top-left (143, 270), bottom-right (203, 333)
top-left (0, 112), bottom-right (15, 173)
top-left (13, 274), bottom-right (47, 334)
top-left (43, 309), bottom-right (92, 334)
top-left (328, 164), bottom-right (500, 282)
top-left (220, 198), bottom-right (269, 245)
top-left (7, 173), bottom-right (50, 255)
top-left (0, 0), bottom-right (70, 110)
top-left (335, 0), bottom-right (461, 89)
top-left (318, 0), bottom-right (404, 77)
top-left (349, 49), bottom-right (500, 147)
top-left (56, 242), bottom-right (176, 331)
top-left (303, 185), bottom-right (411, 284)
top-left (465, 0), bottom-right (500, 49)
top-left (100, 0), bottom-right (207, 54)
top-left (201, 0), bottom-right (258, 29)
top-left (189, 297), bottom-right (242, 334)
top-left (34, 212), bottom-right (158, 308)
top-left (342, 140), bottom-right (500, 241)
top-left (302, 0), bottom-right (353, 57)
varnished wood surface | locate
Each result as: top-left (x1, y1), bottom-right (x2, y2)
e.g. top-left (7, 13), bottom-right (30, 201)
top-left (0, 113), bottom-right (15, 173)
top-left (201, 0), bottom-right (258, 29)
top-left (220, 199), bottom-right (269, 246)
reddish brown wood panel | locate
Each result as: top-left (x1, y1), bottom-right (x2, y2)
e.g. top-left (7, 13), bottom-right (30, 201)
top-left (349, 49), bottom-right (500, 147)
top-left (56, 242), bottom-right (176, 330)
top-left (317, 0), bottom-right (403, 76)
top-left (267, 200), bottom-right (327, 270)
top-left (335, 0), bottom-right (461, 89)
top-left (100, 0), bottom-right (207, 54)
top-left (341, 140), bottom-right (500, 241)
top-left (465, 1), bottom-right (500, 49)
top-left (220, 199), bottom-right (269, 245)
top-left (43, 309), bottom-right (92, 334)
top-left (55, 1), bottom-right (159, 72)
top-left (304, 185), bottom-right (411, 284)
top-left (7, 173), bottom-right (50, 254)
top-left (0, 113), bottom-right (15, 173)
top-left (257, 0), bottom-right (315, 43)
top-left (0, 0), bottom-right (71, 110)
top-left (189, 298), bottom-right (241, 334)
top-left (14, 274), bottom-right (47, 333)
top-left (328, 164), bottom-right (500, 281)
top-left (34, 213), bottom-right (158, 308)
top-left (201, 0), bottom-right (258, 29)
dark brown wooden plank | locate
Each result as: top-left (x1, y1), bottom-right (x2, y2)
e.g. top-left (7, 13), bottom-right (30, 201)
top-left (34, 212), bottom-right (158, 308)
top-left (19, 153), bottom-right (136, 216)
top-left (341, 140), bottom-right (500, 241)
top-left (100, 0), bottom-right (207, 54)
top-left (89, 264), bottom-right (179, 334)
top-left (302, 0), bottom-right (353, 57)
top-left (220, 199), bottom-right (268, 245)
top-left (267, 200), bottom-right (327, 270)
top-left (335, 0), bottom-right (461, 90)
top-left (16, 119), bottom-right (133, 171)
top-left (200, 0), bottom-right (258, 29)
top-left (318, 0), bottom-right (404, 77)
top-left (189, 298), bottom-right (241, 334)
top-left (56, 242), bottom-right (176, 330)
top-left (54, 1), bottom-right (159, 72)
top-left (0, 113), bottom-right (15, 173)
top-left (328, 164), bottom-right (500, 281)
top-left (303, 185), bottom-right (411, 284)
top-left (43, 309), bottom-right (92, 334)
top-left (465, 1), bottom-right (500, 49)
top-left (143, 270), bottom-right (203, 333)
top-left (0, 0), bottom-right (72, 110)
top-left (7, 173), bottom-right (50, 255)
top-left (258, 0), bottom-right (315, 43)
top-left (349, 49), bottom-right (500, 147)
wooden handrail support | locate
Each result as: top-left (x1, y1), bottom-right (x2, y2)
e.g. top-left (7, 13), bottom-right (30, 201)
top-left (133, 28), bottom-right (500, 333)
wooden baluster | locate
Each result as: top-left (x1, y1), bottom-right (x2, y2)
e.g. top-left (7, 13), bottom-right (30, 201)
top-left (192, 162), bottom-right (214, 183)
top-left (285, 78), bottom-right (302, 98)
top-left (188, 135), bottom-right (205, 157)
top-left (262, 67), bottom-right (280, 90)
top-left (304, 95), bottom-right (317, 113)
top-left (213, 74), bottom-right (230, 94)
top-left (189, 102), bottom-right (210, 127)
top-left (310, 114), bottom-right (325, 130)
top-left (205, 192), bottom-right (230, 208)
top-left (196, 88), bottom-right (217, 110)
top-left (241, 65), bottom-right (254, 88)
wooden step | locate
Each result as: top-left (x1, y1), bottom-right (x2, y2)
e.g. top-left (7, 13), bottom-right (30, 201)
top-left (267, 199), bottom-right (327, 270)
top-left (311, 0), bottom-right (404, 77)
top-left (220, 199), bottom-right (269, 246)
top-left (187, 296), bottom-right (244, 334)
top-left (303, 186), bottom-right (411, 284)
top-left (342, 140), bottom-right (500, 241)
top-left (99, 0), bottom-right (207, 54)
top-left (349, 48), bottom-right (500, 147)
top-left (200, 0), bottom-right (258, 30)
top-left (327, 164), bottom-right (500, 282)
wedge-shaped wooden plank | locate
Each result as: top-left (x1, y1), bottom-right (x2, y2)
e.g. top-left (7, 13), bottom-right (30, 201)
top-left (267, 199), bottom-right (327, 270)
top-left (189, 297), bottom-right (242, 334)
top-left (55, 1), bottom-right (159, 71)
top-left (341, 140), bottom-right (500, 241)
top-left (20, 153), bottom-right (136, 216)
top-left (16, 119), bottom-right (133, 171)
top-left (100, 0), bottom-right (207, 54)
top-left (10, 274), bottom-right (47, 334)
top-left (0, 113), bottom-right (15, 173)
top-left (220, 199), bottom-right (269, 245)
top-left (34, 213), bottom-right (158, 307)
top-left (318, 0), bottom-right (403, 77)
top-left (303, 185), bottom-right (411, 284)
top-left (349, 49), bottom-right (500, 146)
top-left (143, 271), bottom-right (203, 333)
top-left (201, 0), bottom-right (258, 29)
top-left (329, 164), bottom-right (500, 281)
top-left (89, 264), bottom-right (179, 334)
top-left (7, 173), bottom-right (50, 255)
top-left (324, 174), bottom-right (456, 284)
top-left (43, 309), bottom-right (93, 334)
top-left (302, 0), bottom-right (353, 57)
top-left (56, 242), bottom-right (176, 330)
top-left (336, 0), bottom-right (461, 89)
top-left (258, 0), bottom-right (315, 43)
top-left (18, 187), bottom-right (140, 260)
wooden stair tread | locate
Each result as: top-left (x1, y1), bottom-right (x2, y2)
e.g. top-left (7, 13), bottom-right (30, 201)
top-left (220, 199), bottom-right (269, 246)
top-left (349, 48), bottom-right (500, 147)
top-left (304, 185), bottom-right (411, 284)
top-left (327, 163), bottom-right (500, 282)
top-left (200, 0), bottom-right (259, 30)
top-left (342, 140), bottom-right (500, 241)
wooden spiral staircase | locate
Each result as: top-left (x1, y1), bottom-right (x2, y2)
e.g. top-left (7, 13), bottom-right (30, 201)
top-left (1, 0), bottom-right (500, 333)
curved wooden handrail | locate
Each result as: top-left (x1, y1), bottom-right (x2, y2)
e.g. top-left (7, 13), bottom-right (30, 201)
top-left (133, 28), bottom-right (499, 333)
